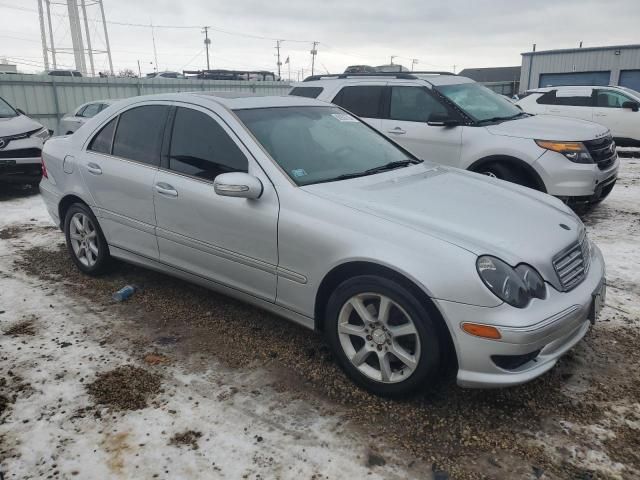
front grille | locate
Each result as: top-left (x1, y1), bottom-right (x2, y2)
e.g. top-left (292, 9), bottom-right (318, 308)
top-left (0, 148), bottom-right (42, 159)
top-left (583, 136), bottom-right (617, 170)
top-left (553, 232), bottom-right (591, 291)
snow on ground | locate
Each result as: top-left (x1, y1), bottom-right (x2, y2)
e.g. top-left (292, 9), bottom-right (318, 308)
top-left (0, 190), bottom-right (416, 479)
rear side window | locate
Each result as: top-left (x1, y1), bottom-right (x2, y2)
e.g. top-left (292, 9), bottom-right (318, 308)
top-left (389, 86), bottom-right (449, 122)
top-left (168, 107), bottom-right (248, 181)
top-left (88, 117), bottom-right (117, 154)
top-left (112, 105), bottom-right (169, 166)
top-left (79, 103), bottom-right (102, 118)
top-left (332, 86), bottom-right (385, 118)
top-left (289, 87), bottom-right (324, 98)
top-left (536, 90), bottom-right (592, 106)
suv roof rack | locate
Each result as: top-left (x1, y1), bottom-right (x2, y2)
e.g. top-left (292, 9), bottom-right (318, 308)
top-left (302, 71), bottom-right (455, 82)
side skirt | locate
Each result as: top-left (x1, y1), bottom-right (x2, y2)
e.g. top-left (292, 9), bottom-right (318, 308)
top-left (109, 245), bottom-right (315, 331)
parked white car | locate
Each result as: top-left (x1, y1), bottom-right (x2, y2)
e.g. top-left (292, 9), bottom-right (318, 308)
top-left (0, 96), bottom-right (50, 185)
top-left (58, 100), bottom-right (114, 135)
top-left (293, 73), bottom-right (619, 205)
top-left (516, 85), bottom-right (640, 147)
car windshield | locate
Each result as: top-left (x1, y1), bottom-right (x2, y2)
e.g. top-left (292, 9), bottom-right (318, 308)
top-left (434, 82), bottom-right (524, 123)
top-left (0, 97), bottom-right (17, 118)
top-left (235, 106), bottom-right (419, 186)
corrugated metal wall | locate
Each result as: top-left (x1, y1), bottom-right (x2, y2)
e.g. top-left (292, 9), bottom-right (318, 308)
top-left (519, 46), bottom-right (640, 92)
top-left (0, 75), bottom-right (292, 131)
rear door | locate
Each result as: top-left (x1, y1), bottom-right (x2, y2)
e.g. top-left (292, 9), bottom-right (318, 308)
top-left (153, 104), bottom-right (279, 301)
top-left (331, 83), bottom-right (385, 130)
top-left (81, 103), bottom-right (170, 259)
top-left (538, 88), bottom-right (594, 121)
top-left (379, 84), bottom-right (462, 164)
top-left (593, 89), bottom-right (638, 139)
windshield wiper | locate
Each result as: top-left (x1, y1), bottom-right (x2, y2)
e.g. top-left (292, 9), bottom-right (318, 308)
top-left (318, 159), bottom-right (423, 183)
top-left (477, 112), bottom-right (527, 124)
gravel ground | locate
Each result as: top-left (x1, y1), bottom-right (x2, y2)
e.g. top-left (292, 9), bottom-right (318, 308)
top-left (1, 160), bottom-right (639, 479)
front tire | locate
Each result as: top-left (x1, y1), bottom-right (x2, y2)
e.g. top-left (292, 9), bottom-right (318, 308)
top-left (477, 162), bottom-right (527, 186)
top-left (64, 203), bottom-right (110, 275)
top-left (325, 275), bottom-right (441, 397)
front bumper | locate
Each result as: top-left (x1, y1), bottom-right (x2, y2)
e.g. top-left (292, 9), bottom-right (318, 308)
top-left (533, 150), bottom-right (619, 201)
top-left (436, 243), bottom-right (605, 388)
top-left (0, 137), bottom-right (44, 184)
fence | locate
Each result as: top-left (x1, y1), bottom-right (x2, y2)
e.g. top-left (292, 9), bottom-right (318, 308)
top-left (0, 74), bottom-right (292, 132)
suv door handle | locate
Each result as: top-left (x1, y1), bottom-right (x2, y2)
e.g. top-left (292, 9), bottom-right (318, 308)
top-left (388, 127), bottom-right (406, 135)
top-left (548, 109), bottom-right (562, 113)
top-left (86, 162), bottom-right (102, 175)
top-left (155, 182), bottom-right (178, 197)
top-left (594, 112), bottom-right (607, 117)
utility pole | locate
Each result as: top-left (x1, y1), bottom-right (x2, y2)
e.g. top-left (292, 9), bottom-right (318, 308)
top-left (275, 40), bottom-right (282, 79)
top-left (151, 21), bottom-right (159, 72)
top-left (390, 55), bottom-right (397, 65)
top-left (452, 64), bottom-right (457, 74)
top-left (310, 41), bottom-right (318, 76)
top-left (411, 59), bottom-right (418, 71)
top-left (203, 26), bottom-right (211, 70)
top-left (137, 60), bottom-right (142, 78)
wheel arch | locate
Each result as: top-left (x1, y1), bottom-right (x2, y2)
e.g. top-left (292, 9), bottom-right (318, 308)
top-left (314, 261), bottom-right (457, 369)
top-left (468, 155), bottom-right (547, 193)
top-left (58, 194), bottom-right (93, 229)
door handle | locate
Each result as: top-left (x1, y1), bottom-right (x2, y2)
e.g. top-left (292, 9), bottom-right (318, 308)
top-left (548, 109), bottom-right (562, 113)
top-left (86, 162), bottom-right (102, 175)
top-left (594, 113), bottom-right (607, 117)
top-left (388, 127), bottom-right (406, 135)
top-left (155, 182), bottom-right (178, 197)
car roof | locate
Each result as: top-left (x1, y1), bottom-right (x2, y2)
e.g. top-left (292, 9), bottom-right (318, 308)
top-left (527, 85), bottom-right (624, 93)
top-left (115, 92), bottom-right (329, 110)
top-left (299, 73), bottom-right (475, 87)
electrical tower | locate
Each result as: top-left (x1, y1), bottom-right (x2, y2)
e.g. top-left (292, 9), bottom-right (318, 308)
top-left (37, 0), bottom-right (114, 76)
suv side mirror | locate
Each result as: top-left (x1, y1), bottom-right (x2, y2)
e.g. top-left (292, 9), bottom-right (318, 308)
top-left (622, 101), bottom-right (639, 112)
top-left (214, 172), bottom-right (263, 199)
top-left (427, 113), bottom-right (460, 127)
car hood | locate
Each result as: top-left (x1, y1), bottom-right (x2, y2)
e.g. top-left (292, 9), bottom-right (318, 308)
top-left (303, 164), bottom-right (582, 284)
top-left (486, 114), bottom-right (609, 141)
top-left (0, 114), bottom-right (43, 137)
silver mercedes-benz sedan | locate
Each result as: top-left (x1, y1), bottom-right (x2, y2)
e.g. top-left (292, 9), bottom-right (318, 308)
top-left (39, 92), bottom-right (606, 396)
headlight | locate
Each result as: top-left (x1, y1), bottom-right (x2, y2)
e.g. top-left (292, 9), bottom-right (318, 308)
top-left (32, 127), bottom-right (50, 140)
top-left (535, 140), bottom-right (593, 164)
top-left (477, 256), bottom-right (546, 308)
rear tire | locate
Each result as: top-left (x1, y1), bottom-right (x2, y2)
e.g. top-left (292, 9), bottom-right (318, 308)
top-left (63, 203), bottom-right (110, 275)
top-left (324, 275), bottom-right (441, 397)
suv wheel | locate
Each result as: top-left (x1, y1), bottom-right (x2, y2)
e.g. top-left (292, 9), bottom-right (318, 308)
top-left (478, 162), bottom-right (526, 185)
top-left (64, 203), bottom-right (110, 275)
top-left (325, 275), bottom-right (441, 397)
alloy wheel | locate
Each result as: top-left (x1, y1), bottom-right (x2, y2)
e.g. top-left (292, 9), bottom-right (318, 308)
top-left (69, 212), bottom-right (99, 267)
top-left (337, 293), bottom-right (421, 384)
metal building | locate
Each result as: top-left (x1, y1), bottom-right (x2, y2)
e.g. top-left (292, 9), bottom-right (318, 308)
top-left (520, 44), bottom-right (640, 93)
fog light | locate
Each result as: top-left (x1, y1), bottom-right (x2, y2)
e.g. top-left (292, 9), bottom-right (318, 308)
top-left (461, 323), bottom-right (502, 340)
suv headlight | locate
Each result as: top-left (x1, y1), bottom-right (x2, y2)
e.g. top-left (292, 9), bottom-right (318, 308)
top-left (477, 256), bottom-right (546, 308)
top-left (535, 140), bottom-right (593, 164)
top-left (32, 127), bottom-right (51, 140)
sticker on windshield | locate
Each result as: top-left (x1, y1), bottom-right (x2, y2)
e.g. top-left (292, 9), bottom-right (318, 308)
top-left (331, 113), bottom-right (358, 122)
top-left (291, 168), bottom-right (307, 178)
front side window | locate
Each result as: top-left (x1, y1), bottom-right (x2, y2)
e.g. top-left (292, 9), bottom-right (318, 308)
top-left (112, 105), bottom-right (169, 166)
top-left (434, 82), bottom-right (523, 123)
top-left (332, 86), bottom-right (384, 118)
top-left (88, 117), bottom-right (117, 154)
top-left (0, 97), bottom-right (17, 118)
top-left (235, 106), bottom-right (416, 186)
top-left (389, 86), bottom-right (450, 122)
top-left (169, 108), bottom-right (248, 181)
top-left (596, 90), bottom-right (632, 108)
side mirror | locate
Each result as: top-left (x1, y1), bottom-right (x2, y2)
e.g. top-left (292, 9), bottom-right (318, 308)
top-left (214, 172), bottom-right (263, 199)
top-left (622, 101), bottom-right (639, 112)
top-left (15, 108), bottom-right (25, 115)
top-left (427, 113), bottom-right (460, 127)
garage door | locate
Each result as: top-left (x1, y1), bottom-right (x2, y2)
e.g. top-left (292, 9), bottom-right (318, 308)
top-left (619, 70), bottom-right (640, 92)
top-left (538, 71), bottom-right (610, 87)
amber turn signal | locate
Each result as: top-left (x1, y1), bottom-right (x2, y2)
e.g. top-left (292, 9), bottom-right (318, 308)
top-left (461, 323), bottom-right (502, 340)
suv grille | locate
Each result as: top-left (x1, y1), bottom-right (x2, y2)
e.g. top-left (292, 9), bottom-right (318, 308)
top-left (583, 136), bottom-right (617, 170)
top-left (553, 232), bottom-right (591, 291)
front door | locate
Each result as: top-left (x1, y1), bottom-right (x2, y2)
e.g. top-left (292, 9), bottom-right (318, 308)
top-left (379, 84), bottom-right (462, 165)
top-left (153, 105), bottom-right (279, 302)
top-left (593, 89), bottom-right (638, 140)
top-left (81, 104), bottom-right (170, 259)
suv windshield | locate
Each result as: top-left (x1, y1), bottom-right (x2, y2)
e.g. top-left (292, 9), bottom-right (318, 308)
top-left (0, 97), bottom-right (17, 118)
top-left (235, 106), bottom-right (420, 185)
top-left (435, 82), bottom-right (524, 123)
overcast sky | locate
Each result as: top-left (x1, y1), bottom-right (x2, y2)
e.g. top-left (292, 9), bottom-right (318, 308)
top-left (1, 0), bottom-right (639, 79)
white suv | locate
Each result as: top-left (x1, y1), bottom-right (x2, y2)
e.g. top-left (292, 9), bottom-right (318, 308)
top-left (516, 85), bottom-right (640, 147)
top-left (292, 73), bottom-right (619, 205)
